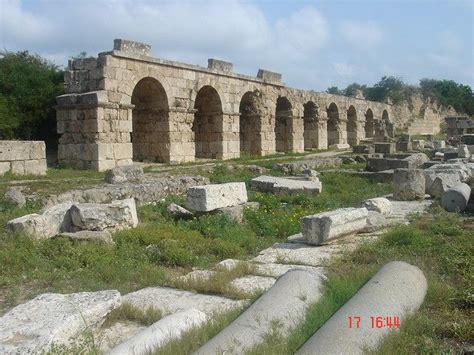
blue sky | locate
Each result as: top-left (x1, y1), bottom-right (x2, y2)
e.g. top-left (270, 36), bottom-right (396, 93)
top-left (1, 0), bottom-right (473, 90)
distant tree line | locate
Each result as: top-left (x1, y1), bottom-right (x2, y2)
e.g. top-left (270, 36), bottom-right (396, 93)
top-left (327, 76), bottom-right (474, 116)
top-left (0, 50), bottom-right (64, 144)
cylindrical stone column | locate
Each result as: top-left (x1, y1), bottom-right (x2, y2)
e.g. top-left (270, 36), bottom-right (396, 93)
top-left (393, 168), bottom-right (425, 200)
top-left (441, 183), bottom-right (471, 212)
top-left (297, 261), bottom-right (427, 355)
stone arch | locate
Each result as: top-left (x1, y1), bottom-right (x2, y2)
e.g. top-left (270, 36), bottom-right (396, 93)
top-left (275, 96), bottom-right (293, 153)
top-left (327, 102), bottom-right (340, 146)
top-left (346, 105), bottom-right (358, 146)
top-left (365, 108), bottom-right (375, 138)
top-left (239, 90), bottom-right (263, 155)
top-left (382, 109), bottom-right (389, 123)
top-left (303, 101), bottom-right (319, 150)
top-left (193, 85), bottom-right (223, 159)
top-left (131, 77), bottom-right (169, 162)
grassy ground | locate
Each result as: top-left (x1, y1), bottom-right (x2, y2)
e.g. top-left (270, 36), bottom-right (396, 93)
top-left (0, 164), bottom-right (390, 314)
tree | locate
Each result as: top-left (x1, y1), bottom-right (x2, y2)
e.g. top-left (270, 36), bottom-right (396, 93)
top-left (420, 79), bottom-right (474, 115)
top-left (344, 83), bottom-right (366, 97)
top-left (326, 86), bottom-right (343, 95)
top-left (0, 50), bottom-right (64, 143)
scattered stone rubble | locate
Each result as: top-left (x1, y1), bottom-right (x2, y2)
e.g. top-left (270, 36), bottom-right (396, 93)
top-left (251, 175), bottom-right (322, 195)
top-left (186, 182), bottom-right (248, 212)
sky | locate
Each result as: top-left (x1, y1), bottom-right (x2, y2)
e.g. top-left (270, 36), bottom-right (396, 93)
top-left (1, 0), bottom-right (473, 91)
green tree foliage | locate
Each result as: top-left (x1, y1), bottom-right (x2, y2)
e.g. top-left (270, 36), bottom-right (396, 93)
top-left (326, 86), bottom-right (343, 95)
top-left (420, 79), bottom-right (474, 116)
top-left (343, 83), bottom-right (367, 97)
top-left (0, 50), bottom-right (64, 142)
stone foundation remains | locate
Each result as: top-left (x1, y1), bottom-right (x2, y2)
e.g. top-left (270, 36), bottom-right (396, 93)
top-left (0, 141), bottom-right (47, 176)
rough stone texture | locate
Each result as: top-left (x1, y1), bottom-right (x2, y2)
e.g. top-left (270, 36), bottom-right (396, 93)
top-left (167, 203), bottom-right (193, 218)
top-left (362, 197), bottom-right (392, 216)
top-left (109, 309), bottom-right (208, 355)
top-left (70, 198), bottom-right (138, 231)
top-left (273, 157), bottom-right (342, 174)
top-left (4, 187), bottom-right (26, 206)
top-left (367, 157), bottom-right (409, 172)
top-left (251, 175), bottom-right (322, 195)
top-left (374, 142), bottom-right (395, 154)
top-left (329, 143), bottom-right (350, 150)
top-left (196, 270), bottom-right (324, 355)
top-left (404, 152), bottom-right (430, 168)
top-left (412, 139), bottom-right (425, 150)
top-left (0, 141), bottom-right (47, 176)
top-left (458, 144), bottom-right (471, 158)
top-left (0, 290), bottom-right (121, 354)
top-left (254, 263), bottom-right (325, 279)
top-left (229, 275), bottom-right (276, 295)
top-left (105, 165), bottom-right (143, 184)
top-left (177, 269), bottom-right (217, 283)
top-left (363, 211), bottom-right (389, 232)
top-left (393, 169), bottom-right (425, 201)
top-left (424, 163), bottom-right (471, 197)
top-left (215, 258), bottom-right (242, 271)
top-left (441, 183), bottom-right (471, 212)
top-left (6, 203), bottom-right (73, 240)
top-left (429, 175), bottom-right (462, 198)
top-left (58, 230), bottom-right (115, 244)
top-left (301, 207), bottom-right (369, 245)
top-left (186, 182), bottom-right (248, 212)
top-left (46, 175), bottom-right (209, 207)
top-left (297, 261), bottom-right (427, 355)
top-left (122, 287), bottom-right (246, 316)
top-left (216, 201), bottom-right (259, 222)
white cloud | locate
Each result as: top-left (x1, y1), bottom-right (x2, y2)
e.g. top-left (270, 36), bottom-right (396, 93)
top-left (333, 62), bottom-right (354, 77)
top-left (339, 21), bottom-right (383, 49)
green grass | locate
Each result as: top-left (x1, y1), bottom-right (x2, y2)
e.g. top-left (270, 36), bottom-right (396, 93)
top-left (102, 303), bottom-right (163, 327)
top-left (245, 207), bottom-right (473, 354)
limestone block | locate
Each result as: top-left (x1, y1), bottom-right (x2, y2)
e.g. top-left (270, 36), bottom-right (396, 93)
top-left (10, 160), bottom-right (25, 175)
top-left (301, 207), bottom-right (369, 245)
top-left (186, 182), bottom-right (248, 212)
top-left (433, 140), bottom-right (446, 149)
top-left (70, 198), bottom-right (138, 231)
top-left (0, 290), bottom-right (121, 354)
top-left (362, 197), bottom-right (392, 216)
top-left (113, 143), bottom-right (133, 160)
top-left (216, 201), bottom-right (259, 222)
top-left (196, 270), bottom-right (324, 355)
top-left (167, 203), bottom-right (193, 218)
top-left (109, 309), bottom-right (208, 355)
top-left (4, 187), bottom-right (26, 206)
top-left (441, 183), bottom-right (471, 212)
top-left (429, 174), bottom-right (463, 198)
top-left (105, 165), bottom-right (143, 184)
top-left (24, 159), bottom-right (47, 175)
top-left (404, 152), bottom-right (429, 168)
top-left (251, 175), bottom-right (322, 195)
top-left (58, 230), bottom-right (115, 244)
top-left (7, 203), bottom-right (73, 240)
top-left (229, 275), bottom-right (276, 295)
top-left (374, 142), bottom-right (395, 154)
top-left (393, 169), bottom-right (425, 201)
top-left (0, 161), bottom-right (10, 175)
top-left (458, 144), bottom-right (471, 158)
top-left (297, 262), bottom-right (427, 355)
top-left (412, 140), bottom-right (425, 150)
top-left (329, 143), bottom-right (350, 150)
top-left (363, 211), bottom-right (389, 232)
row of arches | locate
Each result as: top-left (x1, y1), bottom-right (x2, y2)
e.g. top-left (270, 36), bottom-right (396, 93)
top-left (130, 77), bottom-right (390, 162)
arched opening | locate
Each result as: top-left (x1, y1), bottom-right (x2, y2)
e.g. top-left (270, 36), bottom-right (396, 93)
top-left (347, 105), bottom-right (358, 146)
top-left (382, 109), bottom-right (389, 123)
top-left (131, 77), bottom-right (169, 162)
top-left (275, 97), bottom-right (292, 153)
top-left (365, 109), bottom-right (374, 138)
top-left (382, 109), bottom-right (394, 137)
top-left (193, 86), bottom-right (223, 159)
top-left (239, 91), bottom-right (262, 155)
top-left (327, 103), bottom-right (340, 146)
top-left (303, 101), bottom-right (319, 150)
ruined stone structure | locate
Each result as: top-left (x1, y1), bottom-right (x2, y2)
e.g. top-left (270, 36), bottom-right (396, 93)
top-left (56, 39), bottom-right (394, 171)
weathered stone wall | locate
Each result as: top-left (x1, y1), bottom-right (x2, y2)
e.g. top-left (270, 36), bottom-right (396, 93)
top-left (0, 141), bottom-right (47, 176)
top-left (57, 39), bottom-right (395, 171)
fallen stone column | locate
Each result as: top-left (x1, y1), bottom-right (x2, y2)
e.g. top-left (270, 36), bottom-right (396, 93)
top-left (393, 169), bottom-right (425, 200)
top-left (195, 269), bottom-right (324, 355)
top-left (186, 182), bottom-right (248, 212)
top-left (297, 261), bottom-right (427, 355)
top-left (301, 207), bottom-right (369, 245)
top-left (441, 183), bottom-right (471, 212)
top-left (251, 175), bottom-right (322, 195)
top-left (109, 309), bottom-right (208, 355)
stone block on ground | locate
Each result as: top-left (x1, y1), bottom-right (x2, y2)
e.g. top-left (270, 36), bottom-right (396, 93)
top-left (441, 183), bottom-right (471, 212)
top-left (393, 169), bottom-right (425, 201)
top-left (4, 187), bottom-right (26, 206)
top-left (297, 261), bottom-right (427, 355)
top-left (216, 201), bottom-right (259, 222)
top-left (0, 290), bottom-right (121, 354)
top-left (186, 182), bottom-right (248, 212)
top-left (362, 211), bottom-right (389, 232)
top-left (301, 207), bottom-right (369, 245)
top-left (57, 230), bottom-right (115, 244)
top-left (6, 202), bottom-right (73, 240)
top-left (251, 175), bottom-right (322, 195)
top-left (458, 144), bottom-right (471, 159)
top-left (196, 270), bottom-right (324, 355)
top-left (108, 309), bottom-right (208, 355)
top-left (404, 152), bottom-right (429, 168)
top-left (122, 287), bottom-right (246, 316)
top-left (70, 198), bottom-right (138, 231)
top-left (353, 144), bottom-right (374, 154)
top-left (254, 263), bottom-right (325, 279)
top-left (362, 197), bottom-right (392, 216)
top-left (329, 143), bottom-right (350, 150)
top-left (105, 165), bottom-right (143, 184)
top-left (374, 142), bottom-right (395, 154)
top-left (167, 203), bottom-right (193, 218)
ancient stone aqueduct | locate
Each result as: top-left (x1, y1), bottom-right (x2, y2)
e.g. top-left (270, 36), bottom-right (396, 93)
top-left (56, 39), bottom-right (394, 171)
